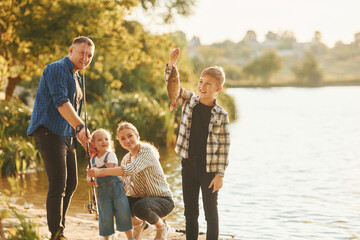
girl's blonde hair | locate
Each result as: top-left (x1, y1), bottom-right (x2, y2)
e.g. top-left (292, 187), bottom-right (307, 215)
top-left (116, 121), bottom-right (159, 157)
top-left (90, 128), bottom-right (114, 152)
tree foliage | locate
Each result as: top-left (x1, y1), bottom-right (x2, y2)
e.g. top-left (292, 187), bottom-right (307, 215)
top-left (242, 50), bottom-right (283, 85)
top-left (223, 64), bottom-right (243, 80)
top-left (291, 51), bottom-right (323, 86)
top-left (0, 98), bottom-right (40, 177)
top-left (139, 0), bottom-right (195, 23)
top-left (0, 0), bottom-right (196, 99)
top-left (188, 29), bottom-right (360, 86)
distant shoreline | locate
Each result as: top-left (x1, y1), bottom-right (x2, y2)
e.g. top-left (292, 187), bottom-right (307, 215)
top-left (226, 79), bottom-right (360, 88)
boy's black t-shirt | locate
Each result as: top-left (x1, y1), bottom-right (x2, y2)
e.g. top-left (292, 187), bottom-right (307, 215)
top-left (189, 102), bottom-right (213, 171)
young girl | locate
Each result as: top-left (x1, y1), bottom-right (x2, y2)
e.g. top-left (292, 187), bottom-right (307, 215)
top-left (86, 129), bottom-right (134, 240)
top-left (88, 122), bottom-right (175, 240)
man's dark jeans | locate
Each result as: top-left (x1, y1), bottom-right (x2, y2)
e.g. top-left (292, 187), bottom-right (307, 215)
top-left (34, 126), bottom-right (78, 237)
top-left (182, 156), bottom-right (219, 240)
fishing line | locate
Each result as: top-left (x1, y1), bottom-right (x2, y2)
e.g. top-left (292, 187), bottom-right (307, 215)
top-left (82, 46), bottom-right (90, 162)
top-left (82, 43), bottom-right (98, 218)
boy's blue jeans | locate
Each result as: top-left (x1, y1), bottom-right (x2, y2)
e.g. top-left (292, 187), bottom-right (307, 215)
top-left (182, 156), bottom-right (219, 240)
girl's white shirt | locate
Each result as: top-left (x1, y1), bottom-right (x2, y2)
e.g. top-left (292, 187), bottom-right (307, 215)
top-left (91, 151), bottom-right (118, 168)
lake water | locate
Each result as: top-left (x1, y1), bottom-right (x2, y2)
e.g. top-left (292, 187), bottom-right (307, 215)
top-left (1, 87), bottom-right (360, 239)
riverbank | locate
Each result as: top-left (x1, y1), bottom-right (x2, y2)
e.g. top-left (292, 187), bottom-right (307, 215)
top-left (0, 203), bottom-right (232, 240)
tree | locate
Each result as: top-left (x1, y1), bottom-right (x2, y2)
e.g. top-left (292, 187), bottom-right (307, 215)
top-left (242, 50), bottom-right (282, 86)
top-left (334, 41), bottom-right (344, 47)
top-left (265, 31), bottom-right (277, 41)
top-left (0, 0), bottom-right (196, 99)
top-left (223, 64), bottom-right (243, 80)
top-left (0, 0), bottom-right (129, 99)
top-left (242, 30), bottom-right (257, 42)
top-left (309, 30), bottom-right (328, 54)
top-left (313, 31), bottom-right (322, 42)
top-left (354, 32), bottom-right (360, 43)
top-left (291, 51), bottom-right (323, 86)
top-left (191, 45), bottom-right (225, 75)
top-left (139, 0), bottom-right (195, 23)
top-left (277, 30), bottom-right (297, 49)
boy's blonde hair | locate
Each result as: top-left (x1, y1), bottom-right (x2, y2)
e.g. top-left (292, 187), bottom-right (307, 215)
top-left (201, 66), bottom-right (226, 87)
top-left (90, 128), bottom-right (114, 152)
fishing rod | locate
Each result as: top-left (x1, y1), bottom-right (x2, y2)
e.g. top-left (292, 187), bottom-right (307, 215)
top-left (82, 45), bottom-right (98, 219)
top-left (82, 48), bottom-right (90, 160)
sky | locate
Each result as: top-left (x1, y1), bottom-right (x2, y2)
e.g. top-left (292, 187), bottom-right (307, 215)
top-left (129, 0), bottom-right (360, 47)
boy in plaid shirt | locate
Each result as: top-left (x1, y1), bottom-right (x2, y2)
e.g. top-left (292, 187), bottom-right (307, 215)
top-left (164, 48), bottom-right (230, 240)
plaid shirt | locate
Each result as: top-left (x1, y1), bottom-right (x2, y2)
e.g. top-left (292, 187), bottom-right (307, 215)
top-left (27, 56), bottom-right (82, 137)
top-left (165, 65), bottom-right (230, 176)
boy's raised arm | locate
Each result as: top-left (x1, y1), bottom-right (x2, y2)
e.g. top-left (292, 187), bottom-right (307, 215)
top-left (168, 48), bottom-right (180, 67)
top-left (165, 48), bottom-right (180, 84)
top-left (164, 47), bottom-right (192, 106)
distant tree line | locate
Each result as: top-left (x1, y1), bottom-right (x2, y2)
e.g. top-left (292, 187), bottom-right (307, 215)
top-left (188, 30), bottom-right (360, 87)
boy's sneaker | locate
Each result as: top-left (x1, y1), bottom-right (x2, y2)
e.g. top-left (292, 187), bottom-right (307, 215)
top-left (133, 221), bottom-right (153, 240)
top-left (154, 221), bottom-right (171, 240)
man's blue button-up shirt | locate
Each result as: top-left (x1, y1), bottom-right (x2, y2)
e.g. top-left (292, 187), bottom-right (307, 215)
top-left (27, 56), bottom-right (82, 137)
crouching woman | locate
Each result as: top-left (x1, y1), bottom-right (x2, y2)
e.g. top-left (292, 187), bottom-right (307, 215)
top-left (88, 121), bottom-right (174, 240)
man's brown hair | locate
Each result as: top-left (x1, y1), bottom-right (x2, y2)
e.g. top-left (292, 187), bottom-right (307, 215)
top-left (72, 36), bottom-right (94, 47)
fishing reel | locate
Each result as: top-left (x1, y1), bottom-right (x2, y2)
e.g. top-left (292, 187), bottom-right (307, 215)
top-left (86, 186), bottom-right (99, 220)
top-left (86, 200), bottom-right (98, 220)
top-left (86, 201), bottom-right (97, 214)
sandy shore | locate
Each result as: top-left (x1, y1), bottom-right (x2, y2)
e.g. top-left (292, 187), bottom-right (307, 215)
top-left (0, 203), bottom-right (232, 240)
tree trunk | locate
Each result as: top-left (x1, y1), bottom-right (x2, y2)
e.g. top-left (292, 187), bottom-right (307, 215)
top-left (5, 75), bottom-right (22, 100)
top-left (0, 216), bottom-right (5, 240)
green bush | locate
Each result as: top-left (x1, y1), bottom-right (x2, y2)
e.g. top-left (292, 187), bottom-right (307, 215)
top-left (0, 127), bottom-right (40, 177)
top-left (86, 88), bottom-right (236, 150)
top-left (6, 207), bottom-right (40, 240)
top-left (0, 99), bottom-right (40, 177)
top-left (87, 90), bottom-right (177, 148)
top-left (0, 98), bottom-right (32, 138)
top-left (0, 193), bottom-right (40, 239)
top-left (217, 89), bottom-right (237, 122)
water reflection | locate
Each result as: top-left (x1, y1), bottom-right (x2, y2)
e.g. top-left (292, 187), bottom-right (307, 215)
top-left (224, 87), bottom-right (360, 239)
top-left (0, 147), bottom-right (186, 229)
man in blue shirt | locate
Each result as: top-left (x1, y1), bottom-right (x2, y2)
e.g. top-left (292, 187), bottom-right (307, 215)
top-left (27, 36), bottom-right (95, 240)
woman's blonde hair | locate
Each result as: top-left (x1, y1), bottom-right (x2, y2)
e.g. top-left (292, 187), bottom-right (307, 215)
top-left (90, 128), bottom-right (114, 152)
top-left (116, 121), bottom-right (139, 140)
top-left (116, 121), bottom-right (159, 157)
